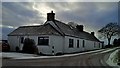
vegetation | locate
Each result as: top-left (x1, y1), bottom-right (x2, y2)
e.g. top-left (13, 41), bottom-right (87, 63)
top-left (118, 50), bottom-right (120, 65)
top-left (112, 38), bottom-right (120, 65)
top-left (98, 23), bottom-right (120, 47)
top-left (113, 38), bottom-right (120, 47)
top-left (22, 38), bottom-right (38, 54)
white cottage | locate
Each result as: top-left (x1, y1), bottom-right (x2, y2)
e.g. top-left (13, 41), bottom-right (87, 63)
top-left (8, 11), bottom-right (103, 55)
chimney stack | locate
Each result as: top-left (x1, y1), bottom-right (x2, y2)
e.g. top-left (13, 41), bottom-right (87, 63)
top-left (47, 11), bottom-right (55, 21)
top-left (91, 32), bottom-right (95, 36)
top-left (76, 25), bottom-right (84, 31)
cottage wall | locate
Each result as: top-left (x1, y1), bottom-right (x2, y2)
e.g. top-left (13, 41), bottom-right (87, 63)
top-left (8, 35), bottom-right (102, 55)
top-left (63, 36), bottom-right (102, 53)
top-left (36, 35), bottom-right (64, 55)
top-left (64, 36), bottom-right (83, 53)
top-left (85, 40), bottom-right (94, 50)
top-left (50, 36), bottom-right (64, 54)
top-left (8, 35), bottom-right (64, 55)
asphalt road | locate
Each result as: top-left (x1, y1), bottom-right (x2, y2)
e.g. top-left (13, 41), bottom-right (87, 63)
top-left (2, 48), bottom-right (119, 68)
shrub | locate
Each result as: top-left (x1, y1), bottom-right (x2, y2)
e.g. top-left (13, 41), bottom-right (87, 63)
top-left (22, 38), bottom-right (38, 54)
top-left (55, 52), bottom-right (63, 56)
top-left (113, 39), bottom-right (118, 47)
top-left (117, 50), bottom-right (120, 65)
top-left (15, 46), bottom-right (19, 52)
top-left (118, 38), bottom-right (120, 46)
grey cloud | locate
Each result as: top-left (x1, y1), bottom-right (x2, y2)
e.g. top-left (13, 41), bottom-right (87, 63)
top-left (2, 2), bottom-right (118, 40)
top-left (2, 2), bottom-right (44, 27)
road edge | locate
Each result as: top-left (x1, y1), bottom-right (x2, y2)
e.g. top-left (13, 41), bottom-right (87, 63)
top-left (105, 49), bottom-right (120, 68)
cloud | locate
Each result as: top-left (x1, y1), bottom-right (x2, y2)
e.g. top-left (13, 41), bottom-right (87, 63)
top-left (50, 2), bottom-right (118, 32)
top-left (2, 2), bottom-right (118, 40)
top-left (2, 2), bottom-right (44, 27)
top-left (2, 0), bottom-right (120, 2)
top-left (2, 27), bottom-right (15, 40)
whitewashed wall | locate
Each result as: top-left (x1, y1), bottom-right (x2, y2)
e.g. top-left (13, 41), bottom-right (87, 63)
top-left (36, 35), bottom-right (64, 55)
top-left (85, 40), bottom-right (94, 50)
top-left (50, 36), bottom-right (64, 54)
top-left (23, 35), bottom-right (51, 54)
top-left (64, 36), bottom-right (83, 53)
top-left (63, 36), bottom-right (102, 53)
top-left (8, 35), bottom-right (102, 55)
top-left (8, 35), bottom-right (64, 55)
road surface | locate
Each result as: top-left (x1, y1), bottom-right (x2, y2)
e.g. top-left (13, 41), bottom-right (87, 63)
top-left (2, 48), bottom-right (119, 68)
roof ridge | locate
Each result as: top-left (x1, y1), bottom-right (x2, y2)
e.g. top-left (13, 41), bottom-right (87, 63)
top-left (55, 20), bottom-right (75, 28)
top-left (53, 20), bottom-right (65, 36)
top-left (46, 23), bottom-right (64, 36)
top-left (19, 25), bottom-right (42, 28)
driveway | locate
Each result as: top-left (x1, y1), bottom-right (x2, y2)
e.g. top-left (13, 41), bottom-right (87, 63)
top-left (2, 48), bottom-right (119, 68)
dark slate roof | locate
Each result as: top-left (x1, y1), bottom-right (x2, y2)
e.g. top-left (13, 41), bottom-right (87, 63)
top-left (54, 20), bottom-right (100, 42)
top-left (8, 23), bottom-right (61, 36)
top-left (8, 20), bottom-right (100, 42)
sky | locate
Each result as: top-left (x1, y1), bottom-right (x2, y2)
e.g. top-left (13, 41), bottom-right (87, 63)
top-left (1, 0), bottom-right (119, 44)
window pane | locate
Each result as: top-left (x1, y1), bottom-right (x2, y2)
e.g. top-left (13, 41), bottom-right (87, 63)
top-left (44, 39), bottom-right (49, 45)
top-left (38, 38), bottom-right (43, 45)
top-left (69, 39), bottom-right (73, 48)
top-left (83, 40), bottom-right (85, 48)
top-left (77, 40), bottom-right (79, 48)
top-left (38, 37), bottom-right (49, 45)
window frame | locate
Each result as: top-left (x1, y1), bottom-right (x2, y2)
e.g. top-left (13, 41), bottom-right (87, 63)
top-left (69, 39), bottom-right (74, 48)
top-left (82, 40), bottom-right (85, 48)
top-left (94, 42), bottom-right (96, 48)
top-left (38, 37), bottom-right (49, 46)
top-left (77, 40), bottom-right (79, 48)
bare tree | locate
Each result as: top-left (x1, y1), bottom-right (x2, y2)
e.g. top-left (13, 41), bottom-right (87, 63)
top-left (98, 23), bottom-right (120, 46)
top-left (68, 22), bottom-right (78, 28)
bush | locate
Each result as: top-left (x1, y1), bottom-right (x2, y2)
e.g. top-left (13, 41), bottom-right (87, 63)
top-left (15, 46), bottom-right (19, 52)
top-left (22, 38), bottom-right (38, 54)
top-left (118, 50), bottom-right (120, 62)
top-left (105, 45), bottom-right (113, 48)
top-left (118, 38), bottom-right (120, 46)
top-left (113, 39), bottom-right (118, 47)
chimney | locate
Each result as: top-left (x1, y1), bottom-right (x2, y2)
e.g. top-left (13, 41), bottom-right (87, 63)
top-left (76, 25), bottom-right (84, 31)
top-left (47, 11), bottom-right (55, 21)
top-left (91, 32), bottom-right (95, 36)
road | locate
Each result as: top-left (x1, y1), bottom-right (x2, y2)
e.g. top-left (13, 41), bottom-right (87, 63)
top-left (2, 48), bottom-right (119, 68)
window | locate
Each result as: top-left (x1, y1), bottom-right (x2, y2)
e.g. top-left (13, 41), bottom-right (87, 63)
top-left (52, 46), bottom-right (54, 49)
top-left (38, 37), bottom-right (49, 45)
top-left (94, 42), bottom-right (96, 48)
top-left (83, 40), bottom-right (85, 48)
top-left (21, 37), bottom-right (24, 43)
top-left (69, 39), bottom-right (74, 48)
top-left (77, 40), bottom-right (79, 48)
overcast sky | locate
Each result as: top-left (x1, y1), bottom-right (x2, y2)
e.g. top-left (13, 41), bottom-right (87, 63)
top-left (1, 1), bottom-right (119, 44)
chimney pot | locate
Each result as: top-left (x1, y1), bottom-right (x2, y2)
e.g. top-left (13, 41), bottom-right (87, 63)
top-left (51, 11), bottom-right (53, 13)
top-left (47, 11), bottom-right (55, 21)
top-left (76, 25), bottom-right (84, 31)
top-left (91, 32), bottom-right (95, 36)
